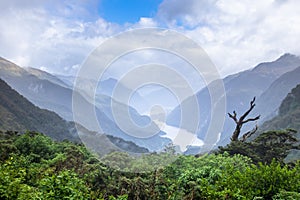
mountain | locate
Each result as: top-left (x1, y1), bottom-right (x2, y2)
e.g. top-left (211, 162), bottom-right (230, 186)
top-left (137, 85), bottom-right (179, 114)
top-left (0, 57), bottom-right (75, 121)
top-left (167, 53), bottom-right (300, 146)
top-left (0, 57), bottom-right (169, 151)
top-left (52, 76), bottom-right (170, 151)
top-left (259, 84), bottom-right (300, 135)
top-left (0, 78), bottom-right (149, 154)
top-left (254, 66), bottom-right (300, 122)
top-left (56, 74), bottom-right (150, 114)
top-left (254, 84), bottom-right (300, 162)
top-left (25, 67), bottom-right (69, 88)
top-left (54, 74), bottom-right (76, 88)
top-left (0, 78), bottom-right (77, 141)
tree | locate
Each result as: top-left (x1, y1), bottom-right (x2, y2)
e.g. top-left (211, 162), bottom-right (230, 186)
top-left (228, 97), bottom-right (260, 142)
top-left (38, 170), bottom-right (90, 199)
top-left (252, 129), bottom-right (299, 163)
top-left (219, 129), bottom-right (299, 164)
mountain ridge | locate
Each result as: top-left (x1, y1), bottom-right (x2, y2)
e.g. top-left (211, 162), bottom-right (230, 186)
top-left (254, 66), bottom-right (300, 122)
top-left (259, 84), bottom-right (300, 134)
top-left (0, 78), bottom-right (149, 154)
top-left (167, 53), bottom-right (300, 147)
top-left (0, 56), bottom-right (170, 151)
top-left (0, 78), bottom-right (78, 141)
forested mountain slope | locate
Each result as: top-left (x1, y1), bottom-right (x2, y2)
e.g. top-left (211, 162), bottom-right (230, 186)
top-left (167, 53), bottom-right (300, 146)
top-left (0, 78), bottom-right (148, 154)
top-left (259, 84), bottom-right (300, 136)
top-left (0, 57), bottom-right (169, 151)
top-left (0, 78), bottom-right (77, 141)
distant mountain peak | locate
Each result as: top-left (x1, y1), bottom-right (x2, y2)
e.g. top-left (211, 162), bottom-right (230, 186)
top-left (25, 66), bottom-right (47, 74)
top-left (252, 53), bottom-right (300, 77)
top-left (0, 56), bottom-right (27, 77)
top-left (24, 67), bottom-right (69, 88)
top-left (276, 53), bottom-right (299, 62)
top-left (103, 77), bottom-right (117, 82)
top-left (101, 77), bottom-right (117, 85)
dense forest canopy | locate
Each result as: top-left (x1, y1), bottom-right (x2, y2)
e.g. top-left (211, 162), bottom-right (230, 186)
top-left (1, 130), bottom-right (300, 200)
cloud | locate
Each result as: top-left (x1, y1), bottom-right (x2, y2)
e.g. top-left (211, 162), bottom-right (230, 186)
top-left (0, 0), bottom-right (123, 75)
top-left (157, 0), bottom-right (219, 28)
top-left (0, 0), bottom-right (164, 76)
top-left (135, 17), bottom-right (158, 28)
top-left (157, 0), bottom-right (300, 76)
top-left (1, 0), bottom-right (300, 78)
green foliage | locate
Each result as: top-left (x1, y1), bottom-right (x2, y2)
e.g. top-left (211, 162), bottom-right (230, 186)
top-left (0, 79), bottom-right (77, 141)
top-left (109, 194), bottom-right (128, 200)
top-left (279, 84), bottom-right (300, 116)
top-left (165, 153), bottom-right (252, 199)
top-left (0, 131), bottom-right (18, 160)
top-left (0, 131), bottom-right (96, 199)
top-left (272, 191), bottom-right (300, 200)
top-left (38, 170), bottom-right (90, 199)
top-left (0, 156), bottom-right (36, 199)
top-left (1, 130), bottom-right (300, 199)
top-left (261, 84), bottom-right (300, 139)
top-left (101, 151), bottom-right (134, 171)
top-left (219, 159), bottom-right (300, 199)
top-left (220, 129), bottom-right (300, 164)
top-left (14, 131), bottom-right (57, 162)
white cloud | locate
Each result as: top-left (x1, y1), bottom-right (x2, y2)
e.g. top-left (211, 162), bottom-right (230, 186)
top-left (135, 17), bottom-right (158, 28)
top-left (157, 0), bottom-right (219, 28)
top-left (1, 0), bottom-right (300, 78)
top-left (0, 0), bottom-right (121, 75)
top-left (157, 0), bottom-right (300, 76)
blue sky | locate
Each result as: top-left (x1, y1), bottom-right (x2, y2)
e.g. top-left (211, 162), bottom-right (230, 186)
top-left (99, 0), bottom-right (163, 24)
top-left (0, 0), bottom-right (300, 77)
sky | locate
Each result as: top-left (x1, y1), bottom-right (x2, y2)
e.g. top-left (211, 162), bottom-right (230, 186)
top-left (99, 0), bottom-right (163, 24)
top-left (1, 0), bottom-right (300, 78)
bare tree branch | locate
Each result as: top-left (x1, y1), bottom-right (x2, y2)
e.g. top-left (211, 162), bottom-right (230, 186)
top-left (239, 97), bottom-right (256, 123)
top-left (240, 125), bottom-right (258, 142)
top-left (242, 115), bottom-right (260, 124)
top-left (229, 97), bottom-right (260, 142)
top-left (228, 111), bottom-right (238, 123)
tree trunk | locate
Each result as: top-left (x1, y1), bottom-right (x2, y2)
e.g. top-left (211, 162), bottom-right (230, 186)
top-left (228, 97), bottom-right (260, 142)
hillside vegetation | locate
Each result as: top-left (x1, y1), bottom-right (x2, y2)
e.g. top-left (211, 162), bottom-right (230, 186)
top-left (0, 78), bottom-right (149, 154)
top-left (261, 84), bottom-right (300, 134)
top-left (0, 79), bottom-right (77, 141)
top-left (0, 57), bottom-right (169, 151)
top-left (1, 130), bottom-right (300, 199)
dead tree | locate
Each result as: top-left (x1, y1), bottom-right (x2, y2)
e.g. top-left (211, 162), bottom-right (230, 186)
top-left (228, 97), bottom-right (260, 142)
top-left (240, 125), bottom-right (258, 142)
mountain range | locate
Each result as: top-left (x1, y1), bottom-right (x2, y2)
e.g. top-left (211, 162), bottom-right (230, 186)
top-left (167, 53), bottom-right (300, 148)
top-left (0, 78), bottom-right (77, 141)
top-left (0, 78), bottom-right (149, 155)
top-left (0, 57), bottom-right (170, 151)
top-left (1, 53), bottom-right (300, 153)
top-left (259, 84), bottom-right (300, 135)
top-left (254, 84), bottom-right (300, 162)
